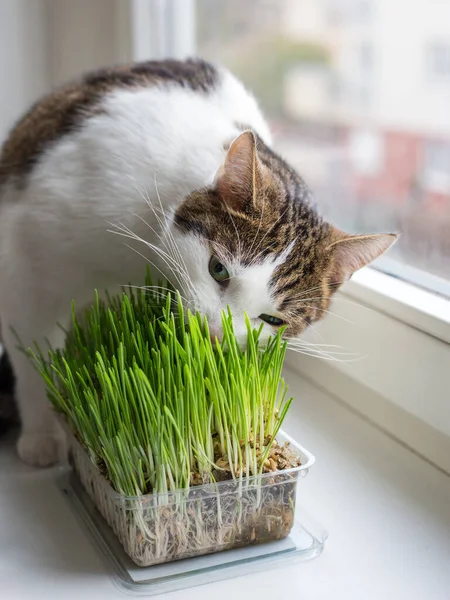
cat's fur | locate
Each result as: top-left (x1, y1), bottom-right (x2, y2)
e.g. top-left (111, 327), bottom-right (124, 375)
top-left (0, 59), bottom-right (396, 467)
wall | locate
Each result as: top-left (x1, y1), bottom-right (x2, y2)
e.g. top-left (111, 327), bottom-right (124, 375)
top-left (0, 0), bottom-right (50, 142)
top-left (0, 0), bottom-right (195, 144)
top-left (0, 0), bottom-right (138, 144)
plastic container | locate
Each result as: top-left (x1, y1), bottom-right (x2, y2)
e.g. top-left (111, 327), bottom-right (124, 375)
top-left (61, 470), bottom-right (327, 596)
top-left (67, 427), bottom-right (315, 568)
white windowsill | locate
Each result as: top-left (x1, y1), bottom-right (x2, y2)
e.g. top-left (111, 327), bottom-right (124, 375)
top-left (285, 267), bottom-right (450, 473)
top-left (2, 372), bottom-right (450, 599)
top-left (347, 267), bottom-right (450, 344)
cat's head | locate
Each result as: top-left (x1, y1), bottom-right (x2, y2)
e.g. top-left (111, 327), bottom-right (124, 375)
top-left (170, 131), bottom-right (396, 344)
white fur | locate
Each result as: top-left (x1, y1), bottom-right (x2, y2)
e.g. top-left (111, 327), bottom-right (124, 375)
top-left (0, 67), bottom-right (279, 466)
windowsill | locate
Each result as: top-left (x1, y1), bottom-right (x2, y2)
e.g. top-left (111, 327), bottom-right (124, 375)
top-left (285, 266), bottom-right (450, 473)
top-left (2, 371), bottom-right (450, 599)
top-left (347, 267), bottom-right (450, 344)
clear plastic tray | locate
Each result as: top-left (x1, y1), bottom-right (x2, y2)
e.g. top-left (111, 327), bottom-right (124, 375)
top-left (67, 426), bottom-right (316, 567)
top-left (59, 469), bottom-right (327, 596)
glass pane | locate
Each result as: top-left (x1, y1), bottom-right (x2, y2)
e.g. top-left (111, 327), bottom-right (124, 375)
top-left (196, 0), bottom-right (450, 294)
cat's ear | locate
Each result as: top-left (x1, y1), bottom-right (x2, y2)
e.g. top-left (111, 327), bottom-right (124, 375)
top-left (327, 229), bottom-right (397, 288)
top-left (214, 131), bottom-right (268, 212)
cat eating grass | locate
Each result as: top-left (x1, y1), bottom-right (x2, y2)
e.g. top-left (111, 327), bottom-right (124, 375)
top-left (0, 58), bottom-right (396, 467)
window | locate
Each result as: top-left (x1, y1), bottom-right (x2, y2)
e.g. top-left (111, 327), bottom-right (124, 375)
top-left (196, 0), bottom-right (450, 290)
top-left (327, 0), bottom-right (373, 24)
top-left (427, 41), bottom-right (450, 83)
top-left (423, 141), bottom-right (450, 194)
top-left (358, 43), bottom-right (373, 75)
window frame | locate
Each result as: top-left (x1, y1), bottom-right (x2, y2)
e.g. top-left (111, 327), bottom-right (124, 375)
top-left (350, 263), bottom-right (450, 342)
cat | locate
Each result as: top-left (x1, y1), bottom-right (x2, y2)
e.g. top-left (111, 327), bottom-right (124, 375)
top-left (0, 347), bottom-right (17, 434)
top-left (0, 58), bottom-right (396, 467)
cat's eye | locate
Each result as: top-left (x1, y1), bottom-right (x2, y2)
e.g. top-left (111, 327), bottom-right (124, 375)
top-left (209, 256), bottom-right (230, 283)
top-left (259, 314), bottom-right (285, 327)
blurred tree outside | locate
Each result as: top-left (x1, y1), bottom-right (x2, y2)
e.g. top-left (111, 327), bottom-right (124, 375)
top-left (196, 0), bottom-right (329, 117)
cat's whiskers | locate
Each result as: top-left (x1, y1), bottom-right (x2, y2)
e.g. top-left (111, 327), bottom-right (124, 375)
top-left (110, 222), bottom-right (189, 290)
top-left (298, 303), bottom-right (355, 325)
top-left (120, 241), bottom-right (172, 282)
top-left (123, 284), bottom-right (191, 307)
top-left (288, 344), bottom-right (352, 362)
top-left (299, 317), bottom-right (326, 343)
top-left (287, 339), bottom-right (359, 356)
top-left (151, 177), bottom-right (197, 291)
top-left (134, 181), bottom-right (187, 277)
top-left (151, 177), bottom-right (192, 280)
top-left (114, 226), bottom-right (193, 301)
top-left (278, 279), bottom-right (349, 304)
top-left (146, 244), bottom-right (195, 297)
top-left (127, 242), bottom-right (189, 296)
top-left (286, 340), bottom-right (363, 363)
top-left (142, 188), bottom-right (185, 268)
top-left (135, 182), bottom-right (202, 309)
top-left (132, 212), bottom-right (169, 249)
top-left (113, 184), bottom-right (198, 299)
top-left (277, 277), bottom-right (358, 310)
top-left (280, 282), bottom-right (340, 303)
top-left (284, 345), bottom-right (356, 362)
top-left (290, 339), bottom-right (349, 350)
top-left (128, 211), bottom-right (192, 285)
top-left (284, 294), bottom-right (361, 312)
top-left (287, 347), bottom-right (358, 361)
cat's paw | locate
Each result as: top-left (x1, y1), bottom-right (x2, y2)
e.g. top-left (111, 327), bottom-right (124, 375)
top-left (17, 431), bottom-right (66, 467)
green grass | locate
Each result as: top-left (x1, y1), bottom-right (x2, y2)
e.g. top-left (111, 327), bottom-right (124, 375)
top-left (31, 278), bottom-right (293, 497)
